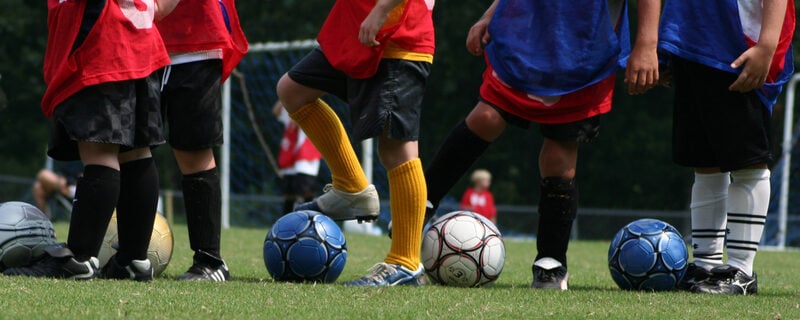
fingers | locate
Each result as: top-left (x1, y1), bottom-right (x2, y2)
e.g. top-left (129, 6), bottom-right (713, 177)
top-left (358, 29), bottom-right (380, 47)
top-left (626, 68), bottom-right (659, 95)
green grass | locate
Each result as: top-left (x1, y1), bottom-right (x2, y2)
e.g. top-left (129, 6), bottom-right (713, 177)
top-left (1, 222), bottom-right (799, 319)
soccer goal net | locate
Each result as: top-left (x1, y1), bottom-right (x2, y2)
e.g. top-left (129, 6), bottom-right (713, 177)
top-left (221, 40), bottom-right (387, 228)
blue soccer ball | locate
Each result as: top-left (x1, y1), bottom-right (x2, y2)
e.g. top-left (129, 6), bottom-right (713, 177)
top-left (608, 218), bottom-right (688, 291)
top-left (263, 210), bottom-right (347, 283)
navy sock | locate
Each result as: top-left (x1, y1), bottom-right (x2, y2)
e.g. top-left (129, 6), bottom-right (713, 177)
top-left (67, 165), bottom-right (119, 262)
top-left (182, 168), bottom-right (222, 261)
top-left (535, 177), bottom-right (578, 267)
top-left (424, 120), bottom-right (491, 220)
top-left (116, 157), bottom-right (159, 264)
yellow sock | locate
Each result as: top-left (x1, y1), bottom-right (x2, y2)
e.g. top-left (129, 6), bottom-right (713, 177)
top-left (385, 158), bottom-right (426, 271)
top-left (289, 99), bottom-right (368, 193)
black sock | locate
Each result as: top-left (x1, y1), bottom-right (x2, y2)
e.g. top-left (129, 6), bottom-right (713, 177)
top-left (115, 157), bottom-right (159, 264)
top-left (182, 168), bottom-right (222, 262)
top-left (535, 177), bottom-right (578, 267)
top-left (67, 165), bottom-right (120, 262)
top-left (424, 120), bottom-right (491, 220)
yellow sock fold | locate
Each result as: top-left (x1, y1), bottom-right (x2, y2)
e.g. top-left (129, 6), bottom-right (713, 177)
top-left (385, 158), bottom-right (426, 271)
top-left (289, 99), bottom-right (368, 193)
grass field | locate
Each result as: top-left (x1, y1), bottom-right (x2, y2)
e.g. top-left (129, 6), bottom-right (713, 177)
top-left (1, 222), bottom-right (799, 319)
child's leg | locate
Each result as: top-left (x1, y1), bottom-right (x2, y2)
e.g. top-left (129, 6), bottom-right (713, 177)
top-left (689, 171), bottom-right (730, 270)
top-left (534, 138), bottom-right (578, 267)
top-left (289, 99), bottom-right (368, 193)
top-left (726, 168), bottom-right (769, 276)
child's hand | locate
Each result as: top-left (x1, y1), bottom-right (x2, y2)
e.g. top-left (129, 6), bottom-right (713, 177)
top-left (624, 44), bottom-right (659, 95)
top-left (466, 18), bottom-right (491, 56)
top-left (729, 45), bottom-right (774, 92)
top-left (359, 10), bottom-right (387, 47)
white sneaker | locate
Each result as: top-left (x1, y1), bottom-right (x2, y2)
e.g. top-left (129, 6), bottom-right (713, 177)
top-left (295, 184), bottom-right (380, 222)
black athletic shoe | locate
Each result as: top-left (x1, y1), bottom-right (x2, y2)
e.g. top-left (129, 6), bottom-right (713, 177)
top-left (3, 244), bottom-right (99, 280)
top-left (691, 265), bottom-right (758, 295)
top-left (677, 263), bottom-right (713, 291)
top-left (101, 254), bottom-right (153, 282)
top-left (531, 257), bottom-right (569, 290)
top-left (177, 251), bottom-right (230, 282)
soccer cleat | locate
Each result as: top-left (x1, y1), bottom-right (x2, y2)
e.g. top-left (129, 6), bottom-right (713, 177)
top-left (101, 254), bottom-right (153, 282)
top-left (294, 184), bottom-right (379, 222)
top-left (344, 262), bottom-right (426, 287)
top-left (531, 257), bottom-right (569, 290)
top-left (177, 250), bottom-right (230, 282)
top-left (677, 263), bottom-right (713, 291)
top-left (691, 265), bottom-right (758, 295)
top-left (2, 244), bottom-right (99, 280)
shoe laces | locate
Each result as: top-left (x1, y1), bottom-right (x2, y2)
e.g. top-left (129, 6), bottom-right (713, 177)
top-left (322, 184), bottom-right (334, 193)
top-left (364, 263), bottom-right (398, 282)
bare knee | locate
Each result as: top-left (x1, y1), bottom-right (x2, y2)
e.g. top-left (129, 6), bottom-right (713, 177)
top-left (465, 102), bottom-right (507, 141)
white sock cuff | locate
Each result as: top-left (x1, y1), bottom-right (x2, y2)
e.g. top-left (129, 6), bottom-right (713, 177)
top-left (690, 172), bottom-right (730, 209)
top-left (731, 168), bottom-right (770, 181)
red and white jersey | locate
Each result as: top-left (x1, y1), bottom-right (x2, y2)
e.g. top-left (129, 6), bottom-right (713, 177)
top-left (460, 188), bottom-right (497, 221)
top-left (42, 0), bottom-right (170, 117)
top-left (317, 0), bottom-right (435, 79)
top-left (156, 0), bottom-right (249, 81)
top-left (277, 110), bottom-right (322, 176)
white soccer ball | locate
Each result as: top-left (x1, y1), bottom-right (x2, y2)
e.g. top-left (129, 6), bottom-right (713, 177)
top-left (98, 211), bottom-right (174, 276)
top-left (0, 202), bottom-right (57, 270)
top-left (421, 211), bottom-right (505, 287)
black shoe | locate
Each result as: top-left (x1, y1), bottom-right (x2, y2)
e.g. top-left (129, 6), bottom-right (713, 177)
top-left (691, 265), bottom-right (758, 295)
top-left (102, 254), bottom-right (153, 282)
top-left (531, 257), bottom-right (569, 290)
top-left (3, 244), bottom-right (99, 280)
top-left (176, 251), bottom-right (230, 282)
top-left (677, 263), bottom-right (713, 291)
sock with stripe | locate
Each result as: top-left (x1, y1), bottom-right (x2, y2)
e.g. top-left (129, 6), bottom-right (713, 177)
top-left (689, 172), bottom-right (730, 270)
top-left (726, 169), bottom-right (770, 276)
top-left (289, 99), bottom-right (368, 193)
top-left (384, 159), bottom-right (426, 271)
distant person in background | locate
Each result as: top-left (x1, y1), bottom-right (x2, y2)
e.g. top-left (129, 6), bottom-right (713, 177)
top-left (272, 101), bottom-right (322, 214)
top-left (460, 169), bottom-right (496, 224)
top-left (156, 0), bottom-right (248, 282)
top-left (32, 160), bottom-right (83, 217)
top-left (659, 0), bottom-right (795, 295)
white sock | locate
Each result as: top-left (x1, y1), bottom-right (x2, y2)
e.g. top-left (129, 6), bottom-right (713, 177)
top-left (690, 172), bottom-right (730, 270)
top-left (726, 169), bottom-right (770, 277)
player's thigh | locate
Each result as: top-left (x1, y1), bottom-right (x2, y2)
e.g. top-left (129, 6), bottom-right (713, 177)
top-left (282, 48), bottom-right (348, 109)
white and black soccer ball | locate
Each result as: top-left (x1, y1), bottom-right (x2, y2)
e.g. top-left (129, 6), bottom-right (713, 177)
top-left (98, 211), bottom-right (174, 276)
top-left (421, 211), bottom-right (505, 287)
top-left (0, 201), bottom-right (57, 270)
top-left (608, 218), bottom-right (688, 291)
top-left (263, 210), bottom-right (347, 283)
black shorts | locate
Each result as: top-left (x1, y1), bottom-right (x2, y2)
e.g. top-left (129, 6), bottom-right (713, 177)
top-left (161, 59), bottom-right (223, 150)
top-left (671, 57), bottom-right (772, 171)
top-left (482, 100), bottom-right (601, 143)
top-left (281, 173), bottom-right (317, 196)
top-left (287, 48), bottom-right (431, 141)
top-left (48, 73), bottom-right (165, 161)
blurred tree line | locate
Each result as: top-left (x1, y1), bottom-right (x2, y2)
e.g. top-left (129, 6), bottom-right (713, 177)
top-left (1, 0), bottom-right (798, 211)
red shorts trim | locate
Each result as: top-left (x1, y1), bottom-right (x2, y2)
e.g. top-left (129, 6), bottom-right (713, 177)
top-left (479, 62), bottom-right (615, 124)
